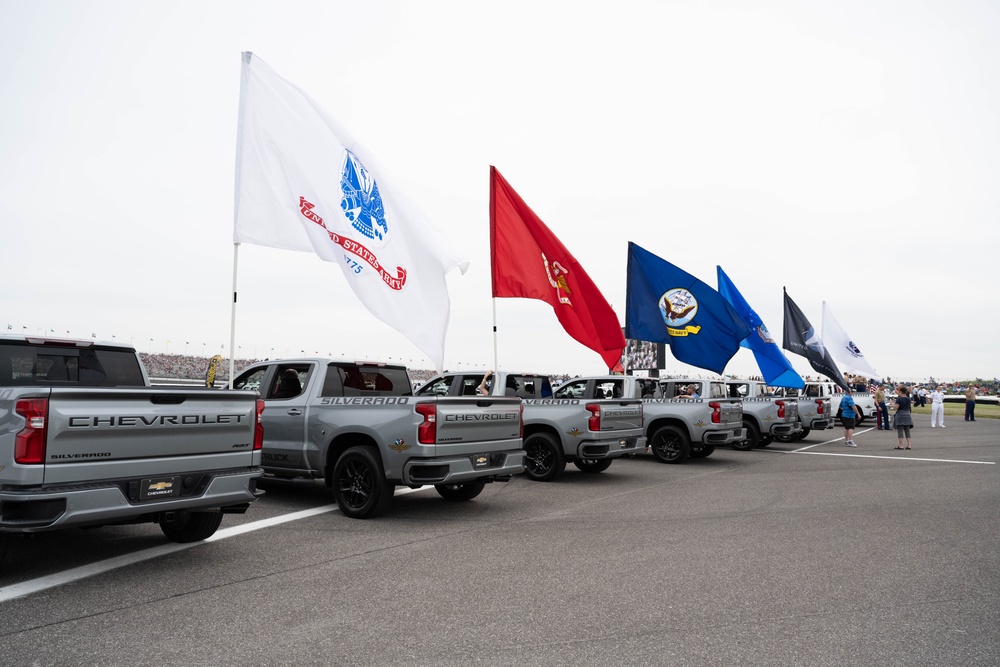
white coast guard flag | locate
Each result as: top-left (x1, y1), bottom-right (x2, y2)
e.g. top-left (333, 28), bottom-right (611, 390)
top-left (821, 302), bottom-right (882, 382)
top-left (233, 52), bottom-right (468, 372)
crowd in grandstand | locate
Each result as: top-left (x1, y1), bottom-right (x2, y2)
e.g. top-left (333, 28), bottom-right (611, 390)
top-left (137, 353), bottom-right (997, 397)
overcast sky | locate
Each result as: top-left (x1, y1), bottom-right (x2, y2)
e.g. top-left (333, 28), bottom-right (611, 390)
top-left (2, 0), bottom-right (998, 382)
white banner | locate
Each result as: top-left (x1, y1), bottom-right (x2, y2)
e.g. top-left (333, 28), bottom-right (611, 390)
top-left (234, 52), bottom-right (468, 371)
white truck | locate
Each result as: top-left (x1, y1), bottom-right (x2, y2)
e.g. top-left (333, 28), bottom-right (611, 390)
top-left (416, 371), bottom-right (645, 481)
top-left (558, 376), bottom-right (745, 464)
top-left (231, 359), bottom-right (525, 518)
top-left (793, 382), bottom-right (877, 425)
top-left (0, 335), bottom-right (265, 564)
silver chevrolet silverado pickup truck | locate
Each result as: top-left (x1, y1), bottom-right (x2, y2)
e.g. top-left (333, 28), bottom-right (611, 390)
top-left (0, 335), bottom-right (264, 563)
top-left (416, 371), bottom-right (645, 481)
top-left (559, 376), bottom-right (744, 464)
top-left (723, 379), bottom-right (802, 449)
top-left (231, 359), bottom-right (525, 518)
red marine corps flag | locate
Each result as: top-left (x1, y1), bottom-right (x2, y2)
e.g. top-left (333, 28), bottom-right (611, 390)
top-left (490, 166), bottom-right (626, 370)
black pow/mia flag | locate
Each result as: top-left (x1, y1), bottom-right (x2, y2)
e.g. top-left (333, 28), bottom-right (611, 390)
top-left (782, 288), bottom-right (850, 392)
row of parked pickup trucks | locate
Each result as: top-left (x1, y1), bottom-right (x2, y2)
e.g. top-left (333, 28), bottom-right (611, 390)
top-left (0, 335), bottom-right (878, 565)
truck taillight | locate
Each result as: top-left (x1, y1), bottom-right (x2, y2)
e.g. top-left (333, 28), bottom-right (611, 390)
top-left (519, 402), bottom-right (524, 439)
top-left (586, 403), bottom-right (600, 431)
top-left (15, 398), bottom-right (48, 464)
top-left (416, 403), bottom-right (437, 444)
top-left (253, 399), bottom-right (265, 450)
top-left (776, 400), bottom-right (785, 419)
top-left (709, 401), bottom-right (721, 424)
top-left (815, 399), bottom-right (825, 415)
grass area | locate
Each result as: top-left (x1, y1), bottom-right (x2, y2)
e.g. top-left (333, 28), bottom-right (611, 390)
top-left (909, 403), bottom-right (1000, 420)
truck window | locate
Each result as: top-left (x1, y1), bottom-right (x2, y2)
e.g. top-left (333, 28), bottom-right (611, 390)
top-left (0, 342), bottom-right (145, 387)
top-left (553, 380), bottom-right (586, 399)
top-left (324, 364), bottom-right (412, 397)
top-left (268, 366), bottom-right (310, 400)
top-left (234, 367), bottom-right (267, 393)
top-left (413, 375), bottom-right (455, 396)
top-left (730, 383), bottom-right (749, 398)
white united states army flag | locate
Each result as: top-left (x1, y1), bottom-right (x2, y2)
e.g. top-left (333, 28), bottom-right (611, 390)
top-left (233, 52), bottom-right (467, 372)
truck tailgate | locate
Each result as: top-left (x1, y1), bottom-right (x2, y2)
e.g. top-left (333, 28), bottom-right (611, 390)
top-left (716, 399), bottom-right (742, 426)
top-left (596, 400), bottom-right (643, 432)
top-left (432, 397), bottom-right (521, 453)
top-left (43, 388), bottom-right (259, 484)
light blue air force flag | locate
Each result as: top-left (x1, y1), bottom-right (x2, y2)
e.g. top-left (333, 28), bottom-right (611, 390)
top-left (717, 267), bottom-right (804, 389)
top-left (625, 243), bottom-right (750, 375)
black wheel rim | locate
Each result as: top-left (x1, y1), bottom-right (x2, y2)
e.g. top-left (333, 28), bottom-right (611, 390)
top-left (652, 432), bottom-right (681, 460)
top-left (524, 440), bottom-right (553, 476)
top-left (338, 458), bottom-right (374, 509)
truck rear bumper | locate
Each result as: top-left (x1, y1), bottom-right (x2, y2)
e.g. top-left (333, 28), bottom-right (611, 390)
top-left (702, 428), bottom-right (746, 445)
top-left (575, 436), bottom-right (646, 460)
top-left (0, 468), bottom-right (264, 533)
top-left (770, 422), bottom-right (803, 437)
top-left (810, 418), bottom-right (835, 430)
top-left (402, 449), bottom-right (526, 486)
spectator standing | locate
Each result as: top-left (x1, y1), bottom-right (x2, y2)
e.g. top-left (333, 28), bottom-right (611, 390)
top-left (917, 386), bottom-right (928, 407)
top-left (874, 385), bottom-right (890, 430)
top-left (893, 386), bottom-right (914, 449)
top-left (965, 385), bottom-right (977, 421)
top-left (929, 385), bottom-right (946, 428)
top-left (841, 389), bottom-right (861, 447)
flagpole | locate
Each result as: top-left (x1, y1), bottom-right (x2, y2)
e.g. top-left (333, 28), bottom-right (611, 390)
top-left (492, 297), bottom-right (498, 372)
top-left (228, 243), bottom-right (239, 389)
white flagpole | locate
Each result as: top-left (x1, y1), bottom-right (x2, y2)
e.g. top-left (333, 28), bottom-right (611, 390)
top-left (228, 243), bottom-right (239, 388)
top-left (492, 297), bottom-right (498, 372)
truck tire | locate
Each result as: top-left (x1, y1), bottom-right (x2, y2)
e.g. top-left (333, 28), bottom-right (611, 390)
top-left (333, 446), bottom-right (394, 519)
top-left (159, 511), bottom-right (224, 543)
top-left (522, 433), bottom-right (566, 482)
top-left (758, 435), bottom-right (773, 447)
top-left (650, 425), bottom-right (689, 464)
top-left (775, 426), bottom-right (808, 443)
top-left (0, 533), bottom-right (8, 566)
top-left (434, 479), bottom-right (487, 501)
top-left (690, 444), bottom-right (715, 459)
top-left (573, 458), bottom-right (613, 473)
top-left (733, 421), bottom-right (759, 451)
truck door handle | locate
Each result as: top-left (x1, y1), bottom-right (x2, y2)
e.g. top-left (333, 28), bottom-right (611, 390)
top-left (286, 408), bottom-right (302, 416)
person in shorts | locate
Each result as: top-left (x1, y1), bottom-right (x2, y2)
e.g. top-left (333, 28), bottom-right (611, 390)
top-left (840, 388), bottom-right (861, 447)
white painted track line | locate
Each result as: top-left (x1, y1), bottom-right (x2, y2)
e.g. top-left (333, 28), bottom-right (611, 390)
top-left (0, 488), bottom-right (424, 604)
top-left (754, 426), bottom-right (995, 465)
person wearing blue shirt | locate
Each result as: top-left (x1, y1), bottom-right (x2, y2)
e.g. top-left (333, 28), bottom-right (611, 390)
top-left (840, 390), bottom-right (861, 447)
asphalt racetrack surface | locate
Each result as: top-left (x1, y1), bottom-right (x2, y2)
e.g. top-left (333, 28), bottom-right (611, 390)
top-left (2, 419), bottom-right (998, 666)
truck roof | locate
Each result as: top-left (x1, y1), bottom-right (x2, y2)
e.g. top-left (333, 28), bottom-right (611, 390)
top-left (0, 333), bottom-right (135, 351)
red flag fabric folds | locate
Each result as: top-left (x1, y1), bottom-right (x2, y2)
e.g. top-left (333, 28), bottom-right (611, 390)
top-left (489, 166), bottom-right (625, 369)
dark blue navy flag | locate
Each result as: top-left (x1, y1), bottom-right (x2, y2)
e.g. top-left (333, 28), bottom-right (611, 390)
top-left (717, 267), bottom-right (804, 389)
top-left (625, 243), bottom-right (750, 374)
top-left (782, 288), bottom-right (850, 392)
